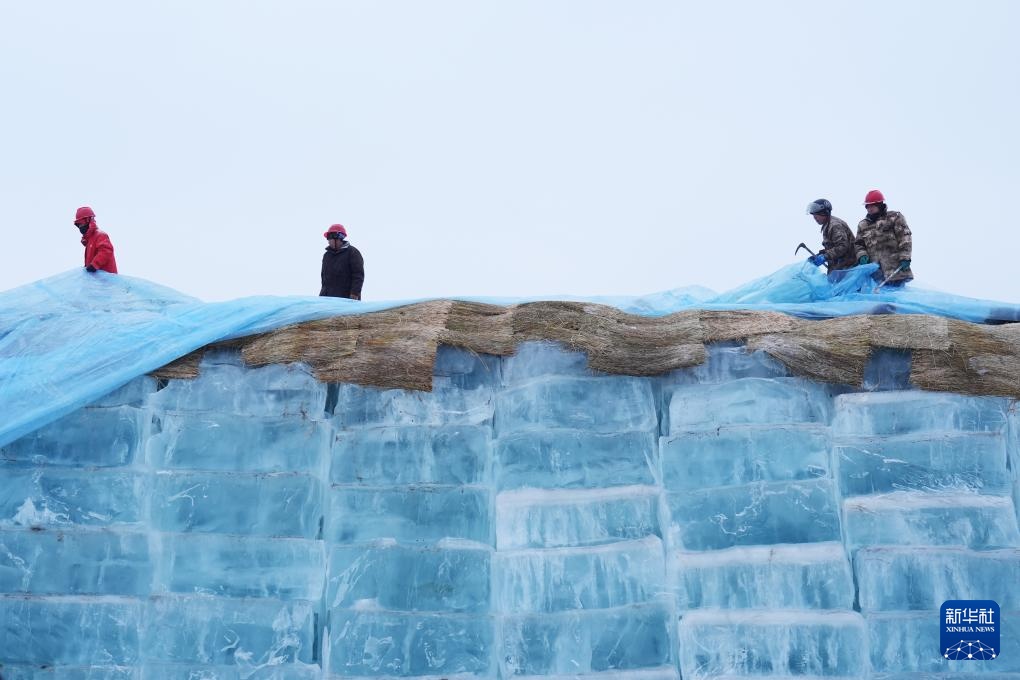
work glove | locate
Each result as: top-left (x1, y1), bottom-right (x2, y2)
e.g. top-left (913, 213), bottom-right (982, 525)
top-left (899, 259), bottom-right (911, 270)
top-left (808, 253), bottom-right (826, 267)
top-left (858, 256), bottom-right (870, 265)
top-left (85, 264), bottom-right (97, 273)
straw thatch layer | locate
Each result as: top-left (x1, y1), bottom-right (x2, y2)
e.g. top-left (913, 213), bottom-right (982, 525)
top-left (151, 301), bottom-right (1020, 398)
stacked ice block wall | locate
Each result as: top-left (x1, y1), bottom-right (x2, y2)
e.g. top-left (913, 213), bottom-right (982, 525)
top-left (1, 342), bottom-right (1019, 679)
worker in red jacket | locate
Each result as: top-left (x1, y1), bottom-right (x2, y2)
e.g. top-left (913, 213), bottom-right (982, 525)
top-left (74, 206), bottom-right (118, 273)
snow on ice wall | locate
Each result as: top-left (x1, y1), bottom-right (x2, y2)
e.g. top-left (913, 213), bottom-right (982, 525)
top-left (1, 342), bottom-right (1019, 679)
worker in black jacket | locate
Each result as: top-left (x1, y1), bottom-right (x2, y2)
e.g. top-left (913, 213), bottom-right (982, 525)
top-left (319, 224), bottom-right (365, 299)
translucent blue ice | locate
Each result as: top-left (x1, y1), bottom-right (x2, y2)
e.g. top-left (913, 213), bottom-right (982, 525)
top-left (332, 426), bottom-right (491, 486)
top-left (152, 534), bottom-right (325, 600)
top-left (834, 432), bottom-right (1011, 497)
top-left (0, 468), bottom-right (144, 528)
top-left (327, 610), bottom-right (492, 676)
top-left (672, 542), bottom-right (854, 610)
top-left (494, 536), bottom-right (666, 613)
top-left (147, 411), bottom-right (330, 473)
top-left (678, 610), bottom-right (867, 678)
top-left (0, 529), bottom-right (150, 596)
top-left (496, 430), bottom-right (658, 490)
top-left (665, 378), bottom-right (831, 433)
top-left (661, 425), bottom-right (829, 489)
top-left (855, 546), bottom-right (1020, 611)
top-left (142, 595), bottom-right (316, 666)
top-left (3, 305), bottom-right (1020, 677)
top-left (0, 596), bottom-right (142, 665)
top-left (150, 471), bottom-right (324, 537)
top-left (500, 601), bottom-right (674, 676)
top-left (5, 263), bottom-right (1020, 446)
top-left (868, 611), bottom-right (1020, 673)
top-left (325, 485), bottom-right (492, 545)
top-left (327, 541), bottom-right (491, 613)
top-left (495, 376), bottom-right (656, 434)
top-left (843, 492), bottom-right (1020, 550)
top-left (666, 479), bottom-right (842, 550)
top-left (496, 486), bottom-right (662, 550)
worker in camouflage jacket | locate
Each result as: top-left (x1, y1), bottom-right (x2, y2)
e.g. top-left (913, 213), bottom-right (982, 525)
top-left (805, 199), bottom-right (855, 271)
top-left (854, 189), bottom-right (913, 286)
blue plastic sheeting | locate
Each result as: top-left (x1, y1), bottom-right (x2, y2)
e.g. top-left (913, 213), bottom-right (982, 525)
top-left (0, 271), bottom-right (425, 449)
top-left (2, 264), bottom-right (1018, 447)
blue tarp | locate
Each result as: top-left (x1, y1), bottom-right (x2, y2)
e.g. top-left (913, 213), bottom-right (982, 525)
top-left (2, 263), bottom-right (1018, 448)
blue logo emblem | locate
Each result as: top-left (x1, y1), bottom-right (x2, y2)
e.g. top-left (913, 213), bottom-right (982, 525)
top-left (941, 600), bottom-right (1000, 661)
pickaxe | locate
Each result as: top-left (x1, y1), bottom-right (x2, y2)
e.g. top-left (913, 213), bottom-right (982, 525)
top-left (873, 263), bottom-right (907, 293)
top-left (794, 242), bottom-right (817, 257)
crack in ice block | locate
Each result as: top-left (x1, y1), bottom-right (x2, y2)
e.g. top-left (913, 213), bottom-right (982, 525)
top-left (326, 485), bottom-right (491, 545)
top-left (677, 610), bottom-right (866, 678)
top-left (0, 528), bottom-right (150, 596)
top-left (142, 594), bottom-right (316, 665)
top-left (855, 546), bottom-right (1020, 611)
top-left (843, 492), bottom-right (1020, 550)
top-left (496, 486), bottom-right (662, 550)
top-left (0, 594), bottom-right (142, 664)
top-left (151, 471), bottom-right (323, 538)
top-left (833, 392), bottom-right (1008, 437)
top-left (327, 541), bottom-right (491, 613)
top-left (499, 600), bottom-right (674, 676)
top-left (331, 383), bottom-right (495, 428)
top-left (834, 432), bottom-right (1010, 497)
top-left (494, 536), bottom-right (666, 613)
top-left (661, 425), bottom-right (829, 492)
top-left (671, 542), bottom-right (854, 610)
top-left (332, 426), bottom-right (490, 486)
top-left (665, 378), bottom-right (829, 434)
top-left (666, 479), bottom-right (840, 551)
top-left (327, 609), bottom-right (493, 676)
top-left (494, 376), bottom-right (656, 434)
top-left (0, 406), bottom-right (146, 468)
top-left (867, 611), bottom-right (1020, 672)
top-left (150, 362), bottom-right (327, 417)
top-left (153, 533), bottom-right (324, 600)
top-left (0, 469), bottom-right (143, 528)
top-left (147, 412), bottom-right (330, 473)
top-left (496, 430), bottom-right (657, 491)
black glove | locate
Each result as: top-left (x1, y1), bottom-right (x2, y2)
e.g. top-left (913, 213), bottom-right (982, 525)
top-left (85, 264), bottom-right (97, 273)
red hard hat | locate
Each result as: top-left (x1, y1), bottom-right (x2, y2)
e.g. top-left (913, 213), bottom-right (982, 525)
top-left (323, 224), bottom-right (348, 239)
top-left (863, 189), bottom-right (885, 205)
top-left (74, 206), bottom-right (95, 223)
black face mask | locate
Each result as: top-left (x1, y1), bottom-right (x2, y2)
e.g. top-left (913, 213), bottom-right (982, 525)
top-left (77, 224), bottom-right (89, 235)
top-left (866, 204), bottom-right (887, 222)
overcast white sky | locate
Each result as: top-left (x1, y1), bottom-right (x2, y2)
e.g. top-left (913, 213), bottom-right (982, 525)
top-left (2, 1), bottom-right (1018, 302)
